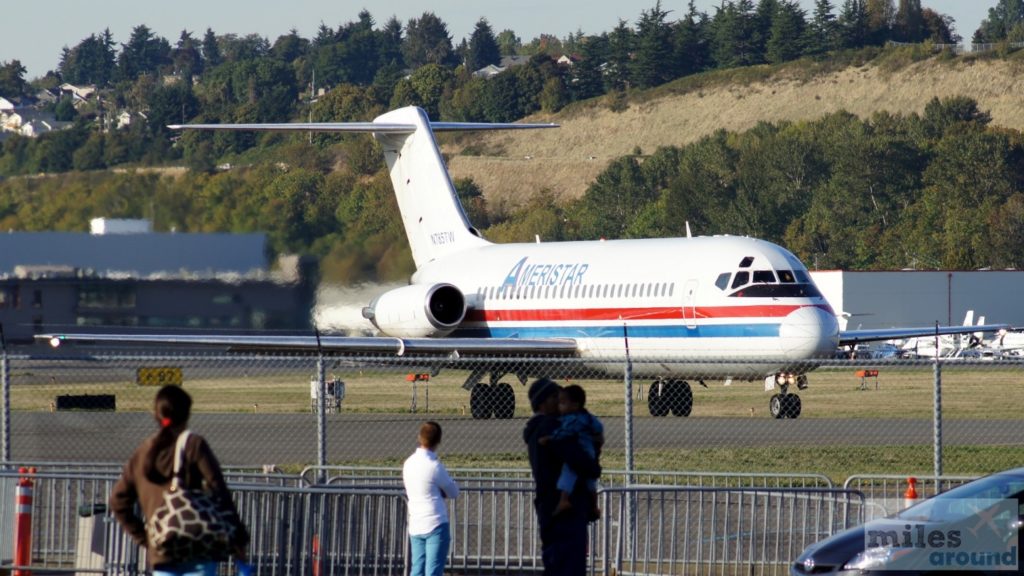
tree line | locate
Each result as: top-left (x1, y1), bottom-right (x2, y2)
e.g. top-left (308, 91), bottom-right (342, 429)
top-left (7, 0), bottom-right (1024, 176)
top-left (1, 96), bottom-right (1021, 282)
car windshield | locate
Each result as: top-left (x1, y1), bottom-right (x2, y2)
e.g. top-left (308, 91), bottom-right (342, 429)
top-left (896, 472), bottom-right (1024, 523)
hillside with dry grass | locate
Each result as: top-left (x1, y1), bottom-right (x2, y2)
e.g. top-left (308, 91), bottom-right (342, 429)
top-left (445, 52), bottom-right (1024, 213)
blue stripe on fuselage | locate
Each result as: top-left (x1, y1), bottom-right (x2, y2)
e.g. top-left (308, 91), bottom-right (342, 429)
top-left (451, 324), bottom-right (781, 339)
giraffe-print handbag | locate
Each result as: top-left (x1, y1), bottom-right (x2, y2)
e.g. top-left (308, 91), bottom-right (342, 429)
top-left (147, 431), bottom-right (238, 561)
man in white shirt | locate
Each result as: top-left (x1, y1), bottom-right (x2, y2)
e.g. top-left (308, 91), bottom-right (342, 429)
top-left (402, 421), bottom-right (459, 576)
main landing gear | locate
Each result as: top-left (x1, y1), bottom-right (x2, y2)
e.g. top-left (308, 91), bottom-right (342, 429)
top-left (646, 379), bottom-right (693, 417)
top-left (466, 370), bottom-right (519, 420)
top-left (767, 373), bottom-right (807, 419)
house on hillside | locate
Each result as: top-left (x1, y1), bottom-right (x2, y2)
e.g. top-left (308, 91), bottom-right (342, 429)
top-left (1, 109), bottom-right (71, 138)
top-left (472, 64), bottom-right (505, 79)
top-left (58, 83), bottom-right (96, 107)
top-left (556, 54), bottom-right (580, 66)
top-left (473, 56), bottom-right (533, 79)
top-left (34, 89), bottom-right (58, 105)
top-left (0, 97), bottom-right (14, 113)
top-left (500, 55), bottom-right (529, 69)
top-left (115, 110), bottom-right (148, 130)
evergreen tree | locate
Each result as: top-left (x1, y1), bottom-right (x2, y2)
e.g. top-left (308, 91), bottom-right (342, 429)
top-left (892, 0), bottom-right (925, 42)
top-left (201, 28), bottom-right (222, 69)
top-left (340, 12), bottom-right (384, 85)
top-left (632, 1), bottom-right (674, 89)
top-left (58, 31), bottom-right (117, 86)
top-left (673, 1), bottom-right (711, 77)
top-left (570, 35), bottom-right (607, 101)
top-left (973, 0), bottom-right (1024, 43)
top-left (379, 16), bottom-right (405, 67)
top-left (402, 12), bottom-right (457, 68)
top-left (766, 1), bottom-right (806, 63)
top-left (806, 0), bottom-right (840, 54)
top-left (0, 60), bottom-right (28, 97)
top-left (712, 0), bottom-right (762, 68)
top-left (496, 30), bottom-right (522, 56)
top-left (172, 30), bottom-right (203, 79)
top-left (218, 33), bottom-right (270, 63)
top-left (838, 0), bottom-right (870, 48)
top-left (271, 29), bottom-right (309, 64)
top-left (755, 0), bottom-right (780, 59)
top-left (465, 18), bottom-right (501, 71)
top-left (118, 25), bottom-right (171, 80)
top-left (605, 21), bottom-right (633, 91)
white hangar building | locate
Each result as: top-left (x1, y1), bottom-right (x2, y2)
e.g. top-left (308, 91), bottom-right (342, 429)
top-left (809, 270), bottom-right (1024, 330)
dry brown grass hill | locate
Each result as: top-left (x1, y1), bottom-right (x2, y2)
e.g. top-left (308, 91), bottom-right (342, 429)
top-left (444, 53), bottom-right (1024, 214)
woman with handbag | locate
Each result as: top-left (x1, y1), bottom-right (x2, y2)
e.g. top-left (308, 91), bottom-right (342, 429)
top-left (110, 385), bottom-right (250, 576)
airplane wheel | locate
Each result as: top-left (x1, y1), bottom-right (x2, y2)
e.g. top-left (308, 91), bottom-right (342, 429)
top-left (470, 384), bottom-right (493, 419)
top-left (494, 383), bottom-right (515, 419)
top-left (784, 394), bottom-right (802, 419)
top-left (669, 380), bottom-right (693, 417)
top-left (769, 394), bottom-right (784, 419)
top-left (647, 381), bottom-right (670, 417)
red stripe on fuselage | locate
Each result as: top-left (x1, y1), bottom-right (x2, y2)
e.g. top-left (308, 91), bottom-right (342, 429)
top-left (465, 304), bottom-right (828, 323)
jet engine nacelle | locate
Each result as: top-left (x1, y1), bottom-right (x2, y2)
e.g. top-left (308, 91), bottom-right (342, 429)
top-left (362, 283), bottom-right (466, 338)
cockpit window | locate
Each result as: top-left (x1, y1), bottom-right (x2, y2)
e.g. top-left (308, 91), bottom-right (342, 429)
top-left (752, 270), bottom-right (776, 284)
top-left (731, 271), bottom-right (749, 289)
top-left (739, 257), bottom-right (754, 268)
top-left (794, 270), bottom-right (810, 283)
top-left (715, 273), bottom-right (731, 291)
top-left (778, 270), bottom-right (796, 283)
top-left (730, 284), bottom-right (822, 298)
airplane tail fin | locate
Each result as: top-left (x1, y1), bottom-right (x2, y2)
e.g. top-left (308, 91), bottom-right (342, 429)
top-left (171, 106), bottom-right (557, 268)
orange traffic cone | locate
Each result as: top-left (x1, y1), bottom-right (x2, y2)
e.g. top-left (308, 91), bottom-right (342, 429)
top-left (903, 476), bottom-right (918, 509)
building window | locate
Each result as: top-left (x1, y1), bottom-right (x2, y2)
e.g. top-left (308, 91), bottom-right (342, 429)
top-left (78, 285), bottom-right (136, 309)
top-left (32, 290), bottom-right (42, 308)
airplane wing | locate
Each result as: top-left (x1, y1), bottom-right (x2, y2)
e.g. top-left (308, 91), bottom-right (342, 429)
top-left (839, 324), bottom-right (1010, 347)
top-left (38, 333), bottom-right (579, 356)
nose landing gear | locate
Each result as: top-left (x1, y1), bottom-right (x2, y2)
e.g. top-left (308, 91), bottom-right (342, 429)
top-left (767, 374), bottom-right (806, 419)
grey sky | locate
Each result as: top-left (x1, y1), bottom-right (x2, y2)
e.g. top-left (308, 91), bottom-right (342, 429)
top-left (0, 1), bottom-right (999, 80)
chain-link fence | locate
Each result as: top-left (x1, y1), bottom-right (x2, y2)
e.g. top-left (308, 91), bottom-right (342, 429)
top-left (2, 351), bottom-right (1023, 484)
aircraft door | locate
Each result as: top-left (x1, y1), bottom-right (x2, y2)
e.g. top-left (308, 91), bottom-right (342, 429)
top-left (684, 279), bottom-right (698, 329)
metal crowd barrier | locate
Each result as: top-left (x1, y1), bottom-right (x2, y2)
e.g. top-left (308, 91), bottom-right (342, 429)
top-left (0, 468), bottom-right (864, 576)
top-left (843, 473), bottom-right (979, 519)
top-left (302, 466), bottom-right (833, 490)
top-left (599, 486), bottom-right (866, 576)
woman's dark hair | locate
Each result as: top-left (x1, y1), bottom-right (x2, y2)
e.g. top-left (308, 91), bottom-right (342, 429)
top-left (143, 385), bottom-right (193, 483)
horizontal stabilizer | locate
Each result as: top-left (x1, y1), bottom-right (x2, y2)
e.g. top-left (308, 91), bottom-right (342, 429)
top-left (168, 120), bottom-right (557, 133)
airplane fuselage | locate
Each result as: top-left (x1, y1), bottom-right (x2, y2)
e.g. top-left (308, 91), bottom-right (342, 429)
top-left (414, 235), bottom-right (841, 380)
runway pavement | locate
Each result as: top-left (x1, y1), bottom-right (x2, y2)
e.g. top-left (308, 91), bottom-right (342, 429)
top-left (11, 412), bottom-right (1024, 466)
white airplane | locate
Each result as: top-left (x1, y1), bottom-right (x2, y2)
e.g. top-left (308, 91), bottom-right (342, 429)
top-left (898, 311), bottom-right (990, 358)
top-left (990, 328), bottom-right (1024, 357)
top-left (40, 106), bottom-right (1011, 419)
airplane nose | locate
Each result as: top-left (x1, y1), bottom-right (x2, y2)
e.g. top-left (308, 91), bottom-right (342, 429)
top-left (779, 306), bottom-right (840, 360)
